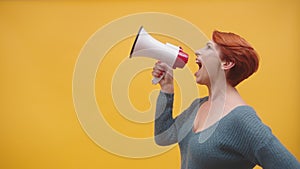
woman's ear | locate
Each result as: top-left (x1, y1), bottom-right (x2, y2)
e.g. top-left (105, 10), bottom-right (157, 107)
top-left (221, 60), bottom-right (235, 70)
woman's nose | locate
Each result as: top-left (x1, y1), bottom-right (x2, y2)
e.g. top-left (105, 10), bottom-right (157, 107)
top-left (195, 51), bottom-right (202, 58)
top-left (194, 49), bottom-right (202, 56)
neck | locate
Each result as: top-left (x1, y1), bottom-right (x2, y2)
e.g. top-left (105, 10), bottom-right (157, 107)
top-left (207, 81), bottom-right (245, 102)
top-left (207, 82), bottom-right (245, 109)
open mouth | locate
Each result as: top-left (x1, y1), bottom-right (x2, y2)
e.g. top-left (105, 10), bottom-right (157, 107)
top-left (196, 59), bottom-right (202, 69)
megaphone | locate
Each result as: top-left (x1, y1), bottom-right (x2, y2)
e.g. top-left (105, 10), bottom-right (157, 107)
top-left (129, 26), bottom-right (189, 84)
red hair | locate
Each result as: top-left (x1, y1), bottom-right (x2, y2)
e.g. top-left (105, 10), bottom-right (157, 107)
top-left (212, 30), bottom-right (259, 86)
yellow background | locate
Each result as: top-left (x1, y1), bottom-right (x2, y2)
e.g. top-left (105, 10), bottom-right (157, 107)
top-left (0, 0), bottom-right (299, 169)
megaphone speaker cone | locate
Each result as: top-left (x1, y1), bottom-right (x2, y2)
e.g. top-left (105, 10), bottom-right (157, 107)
top-left (129, 26), bottom-right (144, 58)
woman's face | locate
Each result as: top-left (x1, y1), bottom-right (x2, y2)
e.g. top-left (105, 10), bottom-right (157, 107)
top-left (194, 41), bottom-right (223, 86)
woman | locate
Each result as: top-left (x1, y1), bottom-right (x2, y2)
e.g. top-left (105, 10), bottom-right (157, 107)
top-left (152, 30), bottom-right (299, 169)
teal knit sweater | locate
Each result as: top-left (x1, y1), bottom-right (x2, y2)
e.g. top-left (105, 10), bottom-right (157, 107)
top-left (154, 92), bottom-right (300, 169)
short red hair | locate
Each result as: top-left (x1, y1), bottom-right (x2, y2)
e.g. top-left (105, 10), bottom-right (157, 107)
top-left (212, 30), bottom-right (259, 86)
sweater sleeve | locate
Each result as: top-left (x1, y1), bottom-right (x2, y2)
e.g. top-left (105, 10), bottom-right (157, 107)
top-left (154, 92), bottom-right (204, 146)
top-left (255, 135), bottom-right (300, 169)
top-left (233, 108), bottom-right (300, 169)
top-left (154, 91), bottom-right (177, 146)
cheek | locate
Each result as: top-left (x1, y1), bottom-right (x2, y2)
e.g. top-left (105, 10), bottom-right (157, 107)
top-left (201, 59), bottom-right (222, 82)
top-left (202, 57), bottom-right (221, 70)
top-left (201, 50), bottom-right (220, 61)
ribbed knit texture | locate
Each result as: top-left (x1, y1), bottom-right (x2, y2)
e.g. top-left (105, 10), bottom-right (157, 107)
top-left (155, 92), bottom-right (300, 169)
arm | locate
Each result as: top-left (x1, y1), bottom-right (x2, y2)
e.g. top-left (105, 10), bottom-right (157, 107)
top-left (234, 108), bottom-right (300, 168)
top-left (255, 135), bottom-right (300, 169)
top-left (154, 92), bottom-right (178, 146)
top-left (152, 62), bottom-right (201, 146)
top-left (152, 61), bottom-right (176, 146)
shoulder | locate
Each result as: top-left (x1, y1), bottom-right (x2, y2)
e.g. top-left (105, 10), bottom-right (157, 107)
top-left (190, 96), bottom-right (208, 108)
top-left (174, 96), bottom-right (208, 129)
top-left (231, 106), bottom-right (266, 127)
top-left (227, 106), bottom-right (273, 146)
top-left (176, 96), bottom-right (208, 118)
top-left (230, 106), bottom-right (270, 131)
top-left (181, 96), bottom-right (208, 117)
top-left (231, 106), bottom-right (260, 123)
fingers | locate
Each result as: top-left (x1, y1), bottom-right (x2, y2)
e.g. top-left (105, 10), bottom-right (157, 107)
top-left (152, 67), bottom-right (165, 78)
top-left (155, 61), bottom-right (168, 71)
top-left (152, 61), bottom-right (166, 78)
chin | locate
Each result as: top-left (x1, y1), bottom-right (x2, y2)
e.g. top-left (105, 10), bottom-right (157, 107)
top-left (197, 82), bottom-right (205, 86)
top-left (196, 78), bottom-right (209, 86)
top-left (196, 79), bottom-right (204, 85)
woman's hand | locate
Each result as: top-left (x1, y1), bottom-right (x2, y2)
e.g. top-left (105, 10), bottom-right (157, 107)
top-left (152, 61), bottom-right (174, 93)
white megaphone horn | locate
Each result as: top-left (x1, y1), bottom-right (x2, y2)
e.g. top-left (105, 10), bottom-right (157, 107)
top-left (129, 26), bottom-right (189, 84)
